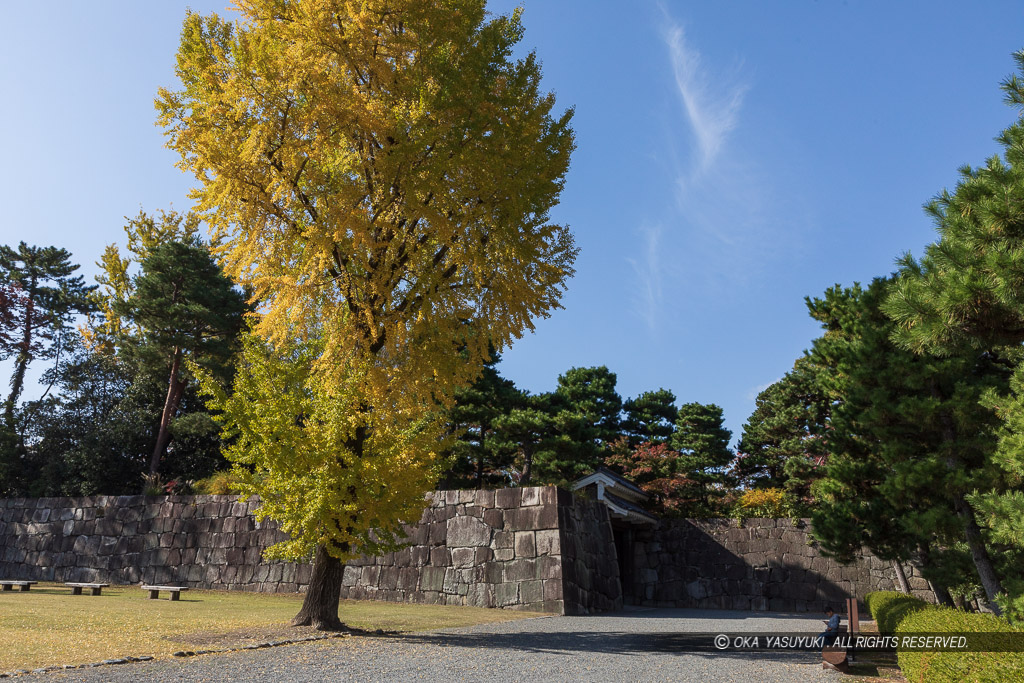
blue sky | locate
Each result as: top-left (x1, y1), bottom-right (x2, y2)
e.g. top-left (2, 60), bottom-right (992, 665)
top-left (2, 1), bottom-right (1023, 443)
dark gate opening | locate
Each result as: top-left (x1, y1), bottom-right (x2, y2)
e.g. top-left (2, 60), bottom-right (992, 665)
top-left (612, 524), bottom-right (634, 604)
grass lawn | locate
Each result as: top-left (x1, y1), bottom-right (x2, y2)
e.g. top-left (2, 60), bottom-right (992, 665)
top-left (0, 583), bottom-right (544, 672)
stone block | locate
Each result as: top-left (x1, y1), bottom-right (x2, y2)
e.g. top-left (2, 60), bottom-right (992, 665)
top-left (451, 547), bottom-right (476, 568)
top-left (535, 529), bottom-right (559, 556)
top-left (514, 532), bottom-right (536, 559)
top-left (447, 516), bottom-right (491, 547)
top-left (495, 581), bottom-right (519, 606)
top-left (475, 490), bottom-right (495, 509)
top-left (495, 548), bottom-right (514, 561)
top-left (521, 488), bottom-right (542, 507)
top-left (442, 568), bottom-right (459, 594)
top-left (398, 567), bottom-right (418, 591)
top-left (475, 547), bottom-right (493, 564)
top-left (505, 558), bottom-right (538, 581)
top-left (420, 566), bottom-right (445, 592)
top-left (429, 546), bottom-right (450, 566)
top-left (493, 530), bottom-right (514, 549)
top-left (483, 509), bottom-right (503, 529)
top-left (427, 522), bottom-right (447, 546)
top-left (495, 488), bottom-right (520, 509)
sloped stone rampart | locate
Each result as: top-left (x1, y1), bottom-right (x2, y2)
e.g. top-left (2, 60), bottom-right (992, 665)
top-left (558, 494), bottom-right (622, 614)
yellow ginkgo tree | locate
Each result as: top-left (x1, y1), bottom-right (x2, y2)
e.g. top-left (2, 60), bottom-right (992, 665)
top-left (158, 0), bottom-right (576, 629)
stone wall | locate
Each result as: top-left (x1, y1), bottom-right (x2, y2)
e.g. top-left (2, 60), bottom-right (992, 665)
top-left (558, 494), bottom-right (622, 614)
top-left (0, 495), bottom-right (307, 590)
top-left (339, 487), bottom-right (565, 613)
top-left (627, 518), bottom-right (935, 611)
top-left (1, 492), bottom-right (937, 617)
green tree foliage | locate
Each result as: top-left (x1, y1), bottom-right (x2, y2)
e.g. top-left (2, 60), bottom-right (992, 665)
top-left (671, 402), bottom-right (733, 514)
top-left (883, 54), bottom-right (1024, 616)
top-left (805, 279), bottom-right (1009, 608)
top-left (114, 240), bottom-right (247, 482)
top-left (734, 357), bottom-right (831, 497)
top-left (532, 366), bottom-right (622, 487)
top-left (621, 388), bottom-right (677, 446)
top-left (441, 352), bottom-right (525, 489)
top-left (0, 243), bottom-right (93, 427)
top-left (977, 365), bottom-right (1024, 617)
top-left (490, 396), bottom-right (557, 487)
top-left (0, 244), bottom-right (93, 493)
top-left (14, 337), bottom-right (154, 496)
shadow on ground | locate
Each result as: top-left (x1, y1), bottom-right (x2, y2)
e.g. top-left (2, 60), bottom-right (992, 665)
top-left (385, 630), bottom-right (824, 665)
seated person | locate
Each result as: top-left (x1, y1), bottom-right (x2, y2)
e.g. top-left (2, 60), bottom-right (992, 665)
top-left (817, 606), bottom-right (841, 647)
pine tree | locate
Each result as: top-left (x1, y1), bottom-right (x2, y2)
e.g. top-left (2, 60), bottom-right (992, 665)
top-left (442, 352), bottom-right (524, 489)
top-left (114, 240), bottom-right (247, 483)
top-left (621, 388), bottom-right (677, 446)
top-left (672, 402), bottom-right (734, 514)
top-left (811, 278), bottom-right (1014, 612)
top-left (883, 53), bottom-right (1024, 615)
top-left (0, 243), bottom-right (93, 427)
top-left (490, 394), bottom-right (557, 487)
top-left (734, 356), bottom-right (831, 496)
top-left (532, 366), bottom-right (622, 487)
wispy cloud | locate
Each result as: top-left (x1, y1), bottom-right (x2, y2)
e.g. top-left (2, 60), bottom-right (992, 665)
top-left (630, 11), bottom-right (753, 331)
top-left (628, 222), bottom-right (664, 331)
top-left (664, 23), bottom-right (747, 174)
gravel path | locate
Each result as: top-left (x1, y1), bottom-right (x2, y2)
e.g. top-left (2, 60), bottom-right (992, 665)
top-left (25, 608), bottom-right (841, 682)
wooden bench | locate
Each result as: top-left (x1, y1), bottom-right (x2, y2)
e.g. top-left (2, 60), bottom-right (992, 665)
top-left (141, 585), bottom-right (188, 601)
top-left (0, 580), bottom-right (37, 592)
top-left (66, 582), bottom-right (109, 596)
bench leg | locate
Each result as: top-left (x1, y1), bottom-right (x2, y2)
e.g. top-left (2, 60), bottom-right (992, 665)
top-left (20, 584), bottom-right (31, 592)
top-left (91, 587), bottom-right (101, 596)
top-left (170, 591), bottom-right (180, 601)
top-left (72, 586), bottom-right (82, 595)
top-left (148, 590), bottom-right (159, 600)
top-left (1, 585), bottom-right (11, 592)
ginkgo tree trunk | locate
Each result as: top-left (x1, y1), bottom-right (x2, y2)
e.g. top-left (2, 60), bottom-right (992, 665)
top-left (159, 0), bottom-right (576, 629)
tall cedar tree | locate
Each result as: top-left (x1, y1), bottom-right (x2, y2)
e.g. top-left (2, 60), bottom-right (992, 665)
top-left (808, 279), bottom-right (1012, 607)
top-left (114, 240), bottom-right (247, 483)
top-left (533, 366), bottom-right (622, 487)
top-left (884, 51), bottom-right (1024, 615)
top-left (671, 403), bottom-right (733, 514)
top-left (734, 356), bottom-right (831, 499)
top-left (621, 389), bottom-right (677, 446)
top-left (160, 0), bottom-right (576, 629)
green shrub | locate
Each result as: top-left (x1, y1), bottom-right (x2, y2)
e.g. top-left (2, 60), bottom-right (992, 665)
top-left (193, 470), bottom-right (242, 495)
top-left (895, 606), bottom-right (1024, 683)
top-left (865, 590), bottom-right (929, 633)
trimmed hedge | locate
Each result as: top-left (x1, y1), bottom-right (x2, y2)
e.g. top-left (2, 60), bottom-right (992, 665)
top-left (895, 606), bottom-right (1024, 683)
top-left (865, 591), bottom-right (1024, 682)
top-left (865, 590), bottom-right (929, 633)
